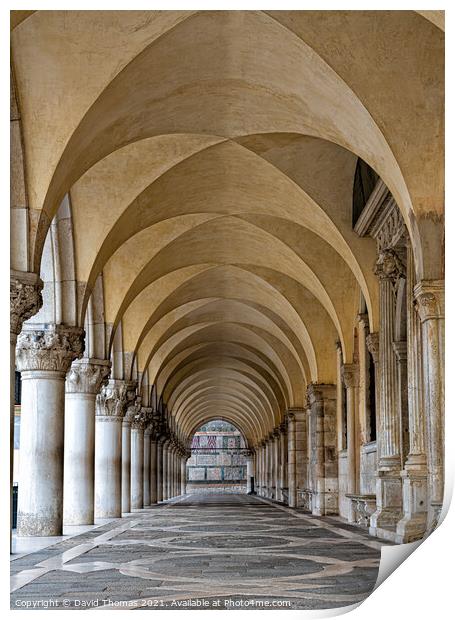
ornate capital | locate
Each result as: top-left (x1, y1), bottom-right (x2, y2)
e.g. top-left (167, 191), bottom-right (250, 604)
top-left (374, 248), bottom-right (405, 284)
top-left (16, 324), bottom-right (85, 373)
top-left (66, 358), bottom-right (111, 394)
top-left (134, 407), bottom-right (153, 432)
top-left (279, 421), bottom-right (287, 434)
top-left (123, 396), bottom-right (141, 426)
top-left (341, 364), bottom-right (359, 389)
top-left (366, 332), bottom-right (379, 364)
top-left (414, 280), bottom-right (444, 323)
top-left (10, 271), bottom-right (43, 336)
top-left (96, 379), bottom-right (130, 418)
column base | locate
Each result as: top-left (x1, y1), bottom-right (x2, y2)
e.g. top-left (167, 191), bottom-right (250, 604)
top-left (369, 469), bottom-right (402, 537)
top-left (17, 512), bottom-right (62, 537)
top-left (395, 466), bottom-right (428, 543)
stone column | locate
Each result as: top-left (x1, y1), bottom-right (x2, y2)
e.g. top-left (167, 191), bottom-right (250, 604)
top-left (181, 453), bottom-right (187, 495)
top-left (10, 272), bottom-right (43, 539)
top-left (279, 422), bottom-right (287, 502)
top-left (168, 445), bottom-right (173, 499)
top-left (415, 280), bottom-right (444, 530)
top-left (258, 441), bottom-right (264, 497)
top-left (157, 439), bottom-right (164, 502)
top-left (287, 412), bottom-right (297, 507)
top-left (121, 405), bottom-right (135, 514)
top-left (143, 427), bottom-right (151, 507)
top-left (16, 325), bottom-right (84, 535)
top-left (307, 385), bottom-right (337, 516)
top-left (341, 365), bottom-right (360, 522)
top-left (131, 411), bottom-right (146, 510)
top-left (272, 430), bottom-right (279, 500)
top-left (396, 247), bottom-right (428, 542)
top-left (265, 438), bottom-right (271, 497)
top-left (370, 249), bottom-right (405, 536)
top-left (64, 359), bottom-right (110, 525)
top-left (246, 452), bottom-right (254, 493)
top-left (293, 407), bottom-right (308, 509)
top-left (162, 440), bottom-right (169, 500)
top-left (150, 434), bottom-right (158, 504)
top-left (95, 380), bottom-right (131, 519)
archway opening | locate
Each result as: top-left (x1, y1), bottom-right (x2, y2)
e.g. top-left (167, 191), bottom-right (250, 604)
top-left (186, 420), bottom-right (249, 494)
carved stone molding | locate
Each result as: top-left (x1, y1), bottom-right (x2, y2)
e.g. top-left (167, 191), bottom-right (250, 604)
top-left (366, 332), bottom-right (379, 364)
top-left (65, 358), bottom-right (111, 394)
top-left (414, 280), bottom-right (445, 323)
top-left (10, 271), bottom-right (43, 337)
top-left (374, 248), bottom-right (406, 285)
top-left (341, 364), bottom-right (360, 389)
top-left (134, 407), bottom-right (153, 432)
top-left (16, 324), bottom-right (85, 373)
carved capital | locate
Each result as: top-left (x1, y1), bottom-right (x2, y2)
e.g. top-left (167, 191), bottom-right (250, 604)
top-left (341, 364), bottom-right (359, 389)
top-left (10, 271), bottom-right (43, 336)
top-left (414, 280), bottom-right (444, 323)
top-left (366, 332), bottom-right (379, 364)
top-left (16, 324), bottom-right (85, 373)
top-left (65, 358), bottom-right (111, 394)
top-left (96, 379), bottom-right (131, 418)
top-left (279, 421), bottom-right (287, 434)
top-left (374, 248), bottom-right (405, 284)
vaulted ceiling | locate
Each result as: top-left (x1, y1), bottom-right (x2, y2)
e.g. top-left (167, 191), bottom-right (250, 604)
top-left (11, 10), bottom-right (444, 445)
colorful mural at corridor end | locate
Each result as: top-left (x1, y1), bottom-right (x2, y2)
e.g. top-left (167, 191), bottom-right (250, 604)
top-left (187, 420), bottom-right (248, 490)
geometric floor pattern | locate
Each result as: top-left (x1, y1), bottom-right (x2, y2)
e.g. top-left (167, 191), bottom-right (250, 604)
top-left (11, 494), bottom-right (388, 610)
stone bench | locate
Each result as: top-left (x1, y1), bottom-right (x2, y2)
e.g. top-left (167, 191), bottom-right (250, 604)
top-left (345, 494), bottom-right (376, 527)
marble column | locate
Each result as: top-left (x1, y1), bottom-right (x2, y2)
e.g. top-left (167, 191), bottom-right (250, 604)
top-left (131, 411), bottom-right (146, 510)
top-left (162, 441), bottom-right (169, 500)
top-left (246, 453), bottom-right (254, 493)
top-left (150, 436), bottom-right (158, 504)
top-left (272, 430), bottom-right (279, 500)
top-left (121, 405), bottom-right (135, 514)
top-left (370, 249), bottom-right (405, 536)
top-left (64, 359), bottom-right (111, 525)
top-left (279, 422), bottom-right (287, 502)
top-left (10, 272), bottom-right (43, 539)
top-left (168, 445), bottom-right (173, 499)
top-left (397, 247), bottom-right (428, 542)
top-left (415, 280), bottom-right (444, 530)
top-left (181, 454), bottom-right (187, 495)
top-left (287, 412), bottom-right (297, 507)
top-left (307, 386), bottom-right (337, 516)
top-left (157, 439), bottom-right (164, 502)
top-left (143, 427), bottom-right (151, 507)
top-left (95, 380), bottom-right (132, 519)
top-left (341, 365), bottom-right (360, 522)
top-left (16, 325), bottom-right (84, 535)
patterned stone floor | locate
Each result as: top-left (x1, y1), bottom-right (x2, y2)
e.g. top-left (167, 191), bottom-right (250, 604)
top-left (11, 494), bottom-right (388, 610)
